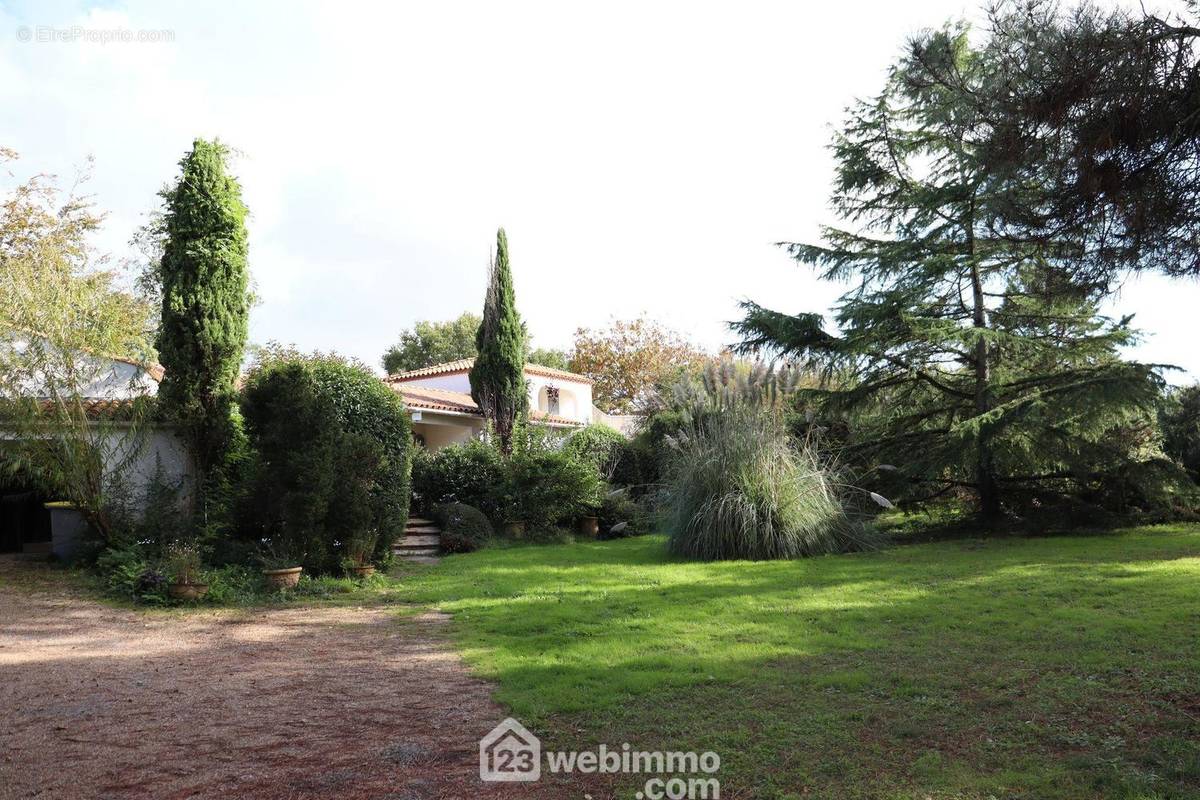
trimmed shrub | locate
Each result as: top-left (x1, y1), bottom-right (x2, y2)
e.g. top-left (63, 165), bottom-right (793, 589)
top-left (433, 502), bottom-right (493, 553)
top-left (662, 407), bottom-right (876, 560)
top-left (564, 425), bottom-right (630, 482)
top-left (411, 439), bottom-right (505, 517)
top-left (240, 355), bottom-right (412, 573)
top-left (502, 429), bottom-right (602, 529)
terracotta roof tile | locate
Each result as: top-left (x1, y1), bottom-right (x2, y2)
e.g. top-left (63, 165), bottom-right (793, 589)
top-left (32, 397), bottom-right (145, 420)
top-left (395, 386), bottom-right (480, 414)
top-left (529, 410), bottom-right (585, 427)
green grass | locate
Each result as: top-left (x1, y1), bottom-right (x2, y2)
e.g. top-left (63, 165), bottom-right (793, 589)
top-left (400, 526), bottom-right (1200, 799)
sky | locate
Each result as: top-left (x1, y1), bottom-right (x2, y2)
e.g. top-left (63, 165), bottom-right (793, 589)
top-left (2, 0), bottom-right (1197, 379)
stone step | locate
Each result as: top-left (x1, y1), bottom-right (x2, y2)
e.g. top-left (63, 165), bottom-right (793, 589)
top-left (405, 526), bottom-right (441, 535)
top-left (394, 547), bottom-right (439, 558)
top-left (407, 517), bottom-right (434, 526)
top-left (396, 551), bottom-right (439, 563)
top-left (395, 541), bottom-right (439, 551)
top-left (399, 534), bottom-right (440, 547)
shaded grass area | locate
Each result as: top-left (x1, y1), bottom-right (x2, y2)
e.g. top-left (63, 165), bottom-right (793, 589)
top-left (400, 526), bottom-right (1200, 799)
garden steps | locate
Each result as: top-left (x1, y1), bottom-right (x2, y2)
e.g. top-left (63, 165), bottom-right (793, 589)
top-left (393, 516), bottom-right (443, 563)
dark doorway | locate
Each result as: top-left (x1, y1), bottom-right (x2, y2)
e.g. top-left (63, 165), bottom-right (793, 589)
top-left (0, 477), bottom-right (52, 554)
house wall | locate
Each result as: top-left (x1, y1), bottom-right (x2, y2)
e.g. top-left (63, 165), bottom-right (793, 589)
top-left (122, 427), bottom-right (194, 501)
top-left (0, 343), bottom-right (189, 517)
top-left (96, 425), bottom-right (195, 511)
top-left (592, 406), bottom-right (639, 437)
top-left (527, 376), bottom-right (593, 424)
top-left (411, 415), bottom-right (484, 451)
top-left (1, 424), bottom-right (195, 516)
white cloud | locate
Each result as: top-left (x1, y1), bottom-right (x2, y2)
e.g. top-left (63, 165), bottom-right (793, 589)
top-left (3, 0), bottom-right (1196, 378)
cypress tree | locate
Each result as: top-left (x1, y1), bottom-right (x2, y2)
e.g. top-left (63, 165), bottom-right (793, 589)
top-left (469, 228), bottom-right (528, 454)
top-left (156, 138), bottom-right (251, 504)
top-left (735, 30), bottom-right (1166, 521)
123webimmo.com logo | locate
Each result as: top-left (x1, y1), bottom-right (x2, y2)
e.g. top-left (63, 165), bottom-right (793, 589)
top-left (479, 718), bottom-right (541, 782)
top-left (480, 718), bottom-right (721, 799)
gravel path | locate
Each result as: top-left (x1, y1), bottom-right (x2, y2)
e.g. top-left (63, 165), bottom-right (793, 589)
top-left (0, 557), bottom-right (590, 799)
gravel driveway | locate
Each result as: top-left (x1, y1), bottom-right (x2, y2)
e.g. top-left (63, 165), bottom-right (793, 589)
top-left (0, 557), bottom-right (589, 799)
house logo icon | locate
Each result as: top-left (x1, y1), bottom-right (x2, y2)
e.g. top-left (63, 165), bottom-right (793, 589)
top-left (479, 717), bottom-right (541, 782)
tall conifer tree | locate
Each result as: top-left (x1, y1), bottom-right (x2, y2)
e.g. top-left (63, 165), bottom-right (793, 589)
top-left (469, 228), bottom-right (527, 454)
top-left (736, 30), bottom-right (1165, 520)
top-left (156, 139), bottom-right (251, 502)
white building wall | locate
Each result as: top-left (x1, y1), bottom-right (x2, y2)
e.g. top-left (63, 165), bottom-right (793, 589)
top-left (528, 376), bottom-right (593, 424)
top-left (412, 416), bottom-right (484, 450)
top-left (96, 426), bottom-right (194, 511)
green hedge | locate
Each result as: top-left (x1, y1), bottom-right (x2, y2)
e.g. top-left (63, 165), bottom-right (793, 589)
top-left (412, 425), bottom-right (603, 533)
top-left (503, 428), bottom-right (603, 528)
top-left (240, 356), bottom-right (412, 572)
top-left (411, 438), bottom-right (503, 517)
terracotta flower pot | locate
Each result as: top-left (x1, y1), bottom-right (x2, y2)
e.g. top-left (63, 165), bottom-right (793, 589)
top-left (577, 516), bottom-right (600, 537)
top-left (502, 521), bottom-right (526, 538)
top-left (347, 564), bottom-right (376, 578)
top-left (168, 582), bottom-right (209, 601)
top-left (262, 566), bottom-right (303, 589)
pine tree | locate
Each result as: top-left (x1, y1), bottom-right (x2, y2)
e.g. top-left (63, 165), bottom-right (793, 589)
top-left (735, 30), bottom-right (1165, 520)
top-left (469, 228), bottom-right (528, 454)
top-left (156, 139), bottom-right (251, 502)
top-left (966, 1), bottom-right (1200, 285)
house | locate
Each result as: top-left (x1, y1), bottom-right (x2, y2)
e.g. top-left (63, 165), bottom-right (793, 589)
top-left (386, 358), bottom-right (630, 449)
top-left (0, 341), bottom-right (191, 555)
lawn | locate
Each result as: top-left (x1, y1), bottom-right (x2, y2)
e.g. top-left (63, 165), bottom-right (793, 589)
top-left (400, 526), bottom-right (1200, 799)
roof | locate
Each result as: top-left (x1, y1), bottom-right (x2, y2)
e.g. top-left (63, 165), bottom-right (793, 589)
top-left (395, 385), bottom-right (480, 414)
top-left (2, 327), bottom-right (164, 383)
top-left (115, 357), bottom-right (164, 382)
top-left (386, 358), bottom-right (592, 385)
top-left (393, 385), bottom-right (583, 427)
top-left (26, 397), bottom-right (147, 420)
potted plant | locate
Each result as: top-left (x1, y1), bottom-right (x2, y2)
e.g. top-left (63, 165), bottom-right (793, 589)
top-left (576, 514), bottom-right (600, 537)
top-left (165, 542), bottom-right (208, 601)
top-left (342, 533), bottom-right (377, 578)
top-left (495, 482), bottom-right (527, 538)
top-left (259, 539), bottom-right (304, 589)
top-left (577, 483), bottom-right (612, 537)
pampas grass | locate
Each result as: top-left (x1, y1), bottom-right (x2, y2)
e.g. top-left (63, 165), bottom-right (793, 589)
top-left (662, 407), bottom-right (878, 560)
